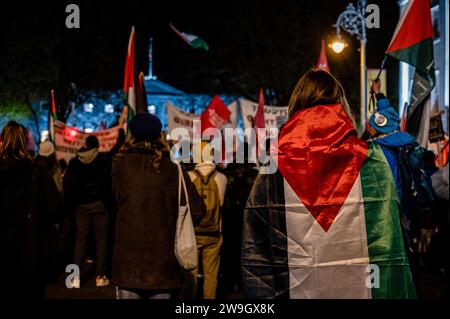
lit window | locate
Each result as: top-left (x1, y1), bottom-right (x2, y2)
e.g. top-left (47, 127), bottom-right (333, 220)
top-left (104, 104), bottom-right (114, 113)
top-left (40, 130), bottom-right (49, 142)
top-left (84, 103), bottom-right (94, 112)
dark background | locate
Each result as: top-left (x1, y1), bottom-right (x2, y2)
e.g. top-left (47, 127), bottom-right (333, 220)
top-left (0, 0), bottom-right (399, 114)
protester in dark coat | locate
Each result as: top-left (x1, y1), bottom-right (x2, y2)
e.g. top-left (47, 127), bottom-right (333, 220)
top-left (0, 121), bottom-right (64, 302)
top-left (218, 152), bottom-right (257, 298)
top-left (63, 135), bottom-right (112, 287)
top-left (112, 113), bottom-right (205, 299)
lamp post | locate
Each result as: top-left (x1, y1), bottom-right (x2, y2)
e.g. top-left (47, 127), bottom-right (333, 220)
top-left (333, 0), bottom-right (367, 133)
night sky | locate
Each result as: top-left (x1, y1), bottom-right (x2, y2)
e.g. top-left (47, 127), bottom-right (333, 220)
top-left (0, 0), bottom-right (399, 111)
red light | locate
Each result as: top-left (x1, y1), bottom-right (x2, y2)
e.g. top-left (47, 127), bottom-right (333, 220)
top-left (70, 129), bottom-right (77, 137)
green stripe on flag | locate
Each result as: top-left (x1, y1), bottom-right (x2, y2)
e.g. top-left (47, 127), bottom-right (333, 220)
top-left (360, 143), bottom-right (417, 299)
top-left (191, 37), bottom-right (209, 50)
top-left (387, 38), bottom-right (435, 76)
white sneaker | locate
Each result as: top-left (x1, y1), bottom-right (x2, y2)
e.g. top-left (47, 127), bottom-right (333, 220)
top-left (96, 275), bottom-right (110, 287)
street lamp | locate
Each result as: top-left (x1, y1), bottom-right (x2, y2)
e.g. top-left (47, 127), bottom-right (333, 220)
top-left (330, 38), bottom-right (347, 54)
top-left (333, 0), bottom-right (367, 133)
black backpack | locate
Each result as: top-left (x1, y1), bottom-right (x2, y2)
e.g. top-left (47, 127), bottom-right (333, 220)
top-left (396, 143), bottom-right (435, 239)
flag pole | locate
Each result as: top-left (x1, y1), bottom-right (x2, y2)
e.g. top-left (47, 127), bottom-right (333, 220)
top-left (368, 55), bottom-right (388, 114)
top-left (374, 55), bottom-right (388, 81)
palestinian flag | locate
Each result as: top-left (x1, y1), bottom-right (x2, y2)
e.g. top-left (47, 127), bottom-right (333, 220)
top-left (123, 26), bottom-right (136, 122)
top-left (242, 104), bottom-right (416, 299)
top-left (386, 0), bottom-right (435, 146)
top-left (170, 23), bottom-right (209, 51)
top-left (49, 89), bottom-right (57, 142)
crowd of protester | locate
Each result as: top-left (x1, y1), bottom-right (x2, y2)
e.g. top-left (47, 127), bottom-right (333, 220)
top-left (0, 70), bottom-right (448, 301)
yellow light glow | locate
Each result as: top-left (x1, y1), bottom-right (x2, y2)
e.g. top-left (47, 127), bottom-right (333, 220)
top-left (331, 40), bottom-right (346, 53)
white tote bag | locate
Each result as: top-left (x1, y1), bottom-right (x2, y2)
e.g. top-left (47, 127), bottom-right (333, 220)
top-left (174, 162), bottom-right (198, 271)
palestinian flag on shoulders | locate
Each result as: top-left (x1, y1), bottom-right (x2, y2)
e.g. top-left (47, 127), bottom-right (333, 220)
top-left (242, 104), bottom-right (416, 299)
top-left (170, 23), bottom-right (209, 51)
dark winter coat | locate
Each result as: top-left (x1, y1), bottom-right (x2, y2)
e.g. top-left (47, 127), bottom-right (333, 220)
top-left (0, 157), bottom-right (64, 277)
top-left (63, 148), bottom-right (112, 210)
top-left (111, 147), bottom-right (205, 291)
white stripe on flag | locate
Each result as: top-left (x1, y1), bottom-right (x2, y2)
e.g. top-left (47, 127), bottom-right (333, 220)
top-left (284, 175), bottom-right (372, 299)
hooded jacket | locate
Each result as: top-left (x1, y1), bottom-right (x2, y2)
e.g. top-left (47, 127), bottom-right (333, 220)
top-left (63, 147), bottom-right (111, 209)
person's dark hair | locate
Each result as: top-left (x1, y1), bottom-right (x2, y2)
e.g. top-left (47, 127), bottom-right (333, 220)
top-left (288, 69), bottom-right (353, 122)
top-left (0, 121), bottom-right (30, 160)
top-left (85, 135), bottom-right (99, 150)
top-left (114, 134), bottom-right (169, 171)
top-left (34, 153), bottom-right (58, 171)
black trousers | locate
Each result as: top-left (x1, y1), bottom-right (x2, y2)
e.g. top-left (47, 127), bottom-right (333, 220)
top-left (73, 201), bottom-right (109, 276)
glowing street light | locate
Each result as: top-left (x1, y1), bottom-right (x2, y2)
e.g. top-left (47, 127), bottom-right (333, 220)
top-left (330, 38), bottom-right (347, 54)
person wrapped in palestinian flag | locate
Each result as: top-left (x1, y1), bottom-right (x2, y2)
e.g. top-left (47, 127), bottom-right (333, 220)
top-left (242, 70), bottom-right (416, 299)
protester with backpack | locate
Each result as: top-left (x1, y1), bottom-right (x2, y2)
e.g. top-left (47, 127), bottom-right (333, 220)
top-left (366, 79), bottom-right (435, 254)
top-left (188, 141), bottom-right (227, 299)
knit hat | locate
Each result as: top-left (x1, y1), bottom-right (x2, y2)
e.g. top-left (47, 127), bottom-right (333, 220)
top-left (39, 141), bottom-right (55, 157)
top-left (369, 98), bottom-right (400, 134)
top-left (129, 113), bottom-right (162, 141)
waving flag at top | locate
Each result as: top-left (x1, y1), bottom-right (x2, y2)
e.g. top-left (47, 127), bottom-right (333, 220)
top-left (385, 0), bottom-right (435, 146)
top-left (123, 26), bottom-right (136, 120)
top-left (170, 23), bottom-right (209, 51)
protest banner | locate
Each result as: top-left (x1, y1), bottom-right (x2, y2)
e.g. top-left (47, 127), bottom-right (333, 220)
top-left (54, 120), bottom-right (122, 163)
top-left (239, 99), bottom-right (288, 130)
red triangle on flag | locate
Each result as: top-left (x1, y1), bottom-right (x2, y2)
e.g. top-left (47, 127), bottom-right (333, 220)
top-left (276, 104), bottom-right (368, 232)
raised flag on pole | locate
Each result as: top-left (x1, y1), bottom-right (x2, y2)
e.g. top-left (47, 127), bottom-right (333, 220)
top-left (123, 26), bottom-right (136, 121)
top-left (254, 88), bottom-right (266, 158)
top-left (170, 23), bottom-right (209, 51)
top-left (49, 89), bottom-right (57, 142)
top-left (315, 39), bottom-right (330, 72)
top-left (200, 96), bottom-right (231, 133)
top-left (385, 0), bottom-right (435, 146)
